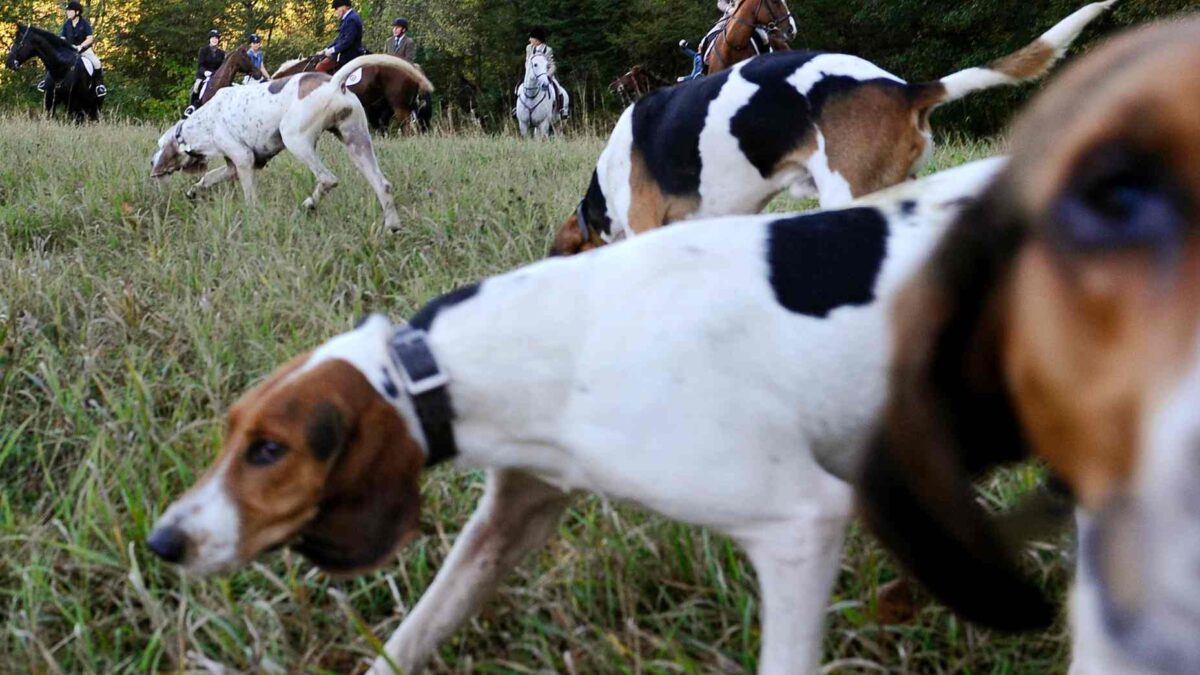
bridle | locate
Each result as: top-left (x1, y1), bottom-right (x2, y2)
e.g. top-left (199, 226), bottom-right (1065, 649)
top-left (726, 0), bottom-right (793, 36)
top-left (519, 57), bottom-right (551, 107)
top-left (5, 25), bottom-right (32, 68)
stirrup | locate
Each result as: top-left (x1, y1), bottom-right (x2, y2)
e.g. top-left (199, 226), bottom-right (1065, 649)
top-left (95, 84), bottom-right (107, 97)
top-left (36, 80), bottom-right (46, 92)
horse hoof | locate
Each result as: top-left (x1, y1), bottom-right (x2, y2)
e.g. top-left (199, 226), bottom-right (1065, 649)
top-left (302, 198), bottom-right (316, 210)
top-left (185, 189), bottom-right (198, 200)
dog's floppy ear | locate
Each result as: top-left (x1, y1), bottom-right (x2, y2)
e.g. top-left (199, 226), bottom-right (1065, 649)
top-left (857, 183), bottom-right (1057, 631)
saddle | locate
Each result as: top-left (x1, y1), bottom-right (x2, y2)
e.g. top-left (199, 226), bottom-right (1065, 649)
top-left (698, 18), bottom-right (773, 71)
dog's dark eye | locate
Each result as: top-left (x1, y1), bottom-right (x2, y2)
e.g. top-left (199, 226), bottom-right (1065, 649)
top-left (1054, 150), bottom-right (1186, 251)
top-left (245, 440), bottom-right (288, 466)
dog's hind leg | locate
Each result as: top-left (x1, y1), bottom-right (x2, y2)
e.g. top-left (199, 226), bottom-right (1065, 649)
top-left (737, 479), bottom-right (852, 675)
top-left (337, 116), bottom-right (402, 232)
top-left (280, 129), bottom-right (338, 211)
top-left (366, 469), bottom-right (572, 675)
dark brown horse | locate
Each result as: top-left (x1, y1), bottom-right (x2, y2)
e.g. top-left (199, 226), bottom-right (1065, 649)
top-left (609, 65), bottom-right (669, 104)
top-left (272, 53), bottom-right (432, 132)
top-left (703, 0), bottom-right (796, 75)
top-left (197, 46), bottom-right (260, 106)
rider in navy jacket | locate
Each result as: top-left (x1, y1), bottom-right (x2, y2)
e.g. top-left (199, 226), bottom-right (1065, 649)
top-left (318, 0), bottom-right (366, 72)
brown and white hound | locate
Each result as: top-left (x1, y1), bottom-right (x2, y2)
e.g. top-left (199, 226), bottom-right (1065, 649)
top-left (550, 1), bottom-right (1116, 255)
top-left (858, 17), bottom-right (1200, 675)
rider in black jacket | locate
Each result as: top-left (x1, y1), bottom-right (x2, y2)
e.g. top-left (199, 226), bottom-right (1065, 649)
top-left (190, 29), bottom-right (225, 108)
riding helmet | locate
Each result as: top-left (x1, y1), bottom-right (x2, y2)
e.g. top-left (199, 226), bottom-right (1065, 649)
top-left (529, 27), bottom-right (548, 42)
top-left (249, 33), bottom-right (262, 43)
top-left (392, 17), bottom-right (409, 29)
top-left (65, 1), bottom-right (84, 12)
top-left (331, 0), bottom-right (351, 9)
top-left (208, 29), bottom-right (221, 39)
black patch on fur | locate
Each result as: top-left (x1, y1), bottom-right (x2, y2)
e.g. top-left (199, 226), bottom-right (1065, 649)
top-left (380, 367), bottom-right (399, 399)
top-left (900, 200), bottom-right (917, 216)
top-left (580, 170), bottom-right (612, 235)
top-left (730, 52), bottom-right (823, 177)
top-left (306, 402), bottom-right (345, 461)
top-left (630, 71), bottom-right (730, 196)
top-left (766, 207), bottom-right (888, 318)
top-left (409, 282), bottom-right (481, 331)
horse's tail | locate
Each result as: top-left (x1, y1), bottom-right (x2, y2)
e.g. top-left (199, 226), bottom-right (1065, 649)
top-left (328, 54), bottom-right (435, 93)
top-left (908, 0), bottom-right (1116, 111)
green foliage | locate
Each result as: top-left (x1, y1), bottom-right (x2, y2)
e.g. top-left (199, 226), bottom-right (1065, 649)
top-left (0, 1), bottom-right (1196, 128)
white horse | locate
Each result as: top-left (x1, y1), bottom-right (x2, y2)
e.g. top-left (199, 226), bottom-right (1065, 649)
top-left (515, 53), bottom-right (559, 138)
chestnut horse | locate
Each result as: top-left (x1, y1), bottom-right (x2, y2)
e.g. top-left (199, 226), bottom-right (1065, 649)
top-left (189, 46), bottom-right (260, 112)
top-left (272, 54), bottom-right (432, 132)
top-left (609, 65), bottom-right (669, 104)
top-left (703, 0), bottom-right (796, 75)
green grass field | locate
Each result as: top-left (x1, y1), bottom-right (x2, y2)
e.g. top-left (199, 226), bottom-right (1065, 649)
top-left (0, 113), bottom-right (1070, 674)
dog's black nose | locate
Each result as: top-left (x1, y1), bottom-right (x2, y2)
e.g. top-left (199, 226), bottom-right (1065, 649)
top-left (147, 526), bottom-right (189, 564)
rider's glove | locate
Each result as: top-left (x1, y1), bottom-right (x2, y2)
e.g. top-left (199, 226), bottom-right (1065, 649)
top-left (74, 45), bottom-right (83, 52)
top-left (323, 48), bottom-right (334, 57)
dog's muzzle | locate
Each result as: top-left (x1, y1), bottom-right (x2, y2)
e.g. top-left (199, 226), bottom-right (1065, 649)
top-left (1082, 497), bottom-right (1200, 674)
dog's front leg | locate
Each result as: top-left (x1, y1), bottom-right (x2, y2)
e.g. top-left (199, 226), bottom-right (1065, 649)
top-left (367, 469), bottom-right (572, 675)
top-left (738, 484), bottom-right (852, 675)
top-left (187, 161), bottom-right (237, 200)
top-left (280, 128), bottom-right (337, 211)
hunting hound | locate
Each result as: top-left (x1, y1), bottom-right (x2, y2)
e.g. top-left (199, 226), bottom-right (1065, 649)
top-left (150, 54), bottom-right (432, 231)
top-left (551, 0), bottom-right (1115, 255)
top-left (146, 156), bottom-right (1005, 674)
top-left (859, 18), bottom-right (1200, 675)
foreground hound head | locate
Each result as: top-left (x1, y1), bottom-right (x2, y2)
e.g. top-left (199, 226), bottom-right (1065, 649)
top-left (150, 122), bottom-right (207, 178)
top-left (146, 316), bottom-right (425, 575)
top-left (859, 18), bottom-right (1200, 671)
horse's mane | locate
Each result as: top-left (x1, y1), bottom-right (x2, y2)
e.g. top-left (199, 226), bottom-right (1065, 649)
top-left (16, 24), bottom-right (70, 48)
top-left (272, 58), bottom-right (302, 77)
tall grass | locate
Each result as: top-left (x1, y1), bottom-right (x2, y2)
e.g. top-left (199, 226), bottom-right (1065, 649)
top-left (0, 113), bottom-right (1068, 673)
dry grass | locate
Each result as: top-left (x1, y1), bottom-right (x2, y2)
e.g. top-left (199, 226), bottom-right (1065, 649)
top-left (0, 113), bottom-right (1069, 674)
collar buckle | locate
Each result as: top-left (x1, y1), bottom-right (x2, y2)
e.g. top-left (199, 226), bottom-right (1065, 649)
top-left (390, 328), bottom-right (449, 395)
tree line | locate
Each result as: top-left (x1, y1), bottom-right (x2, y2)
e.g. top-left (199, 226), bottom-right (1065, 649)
top-left (0, 0), bottom-right (1192, 135)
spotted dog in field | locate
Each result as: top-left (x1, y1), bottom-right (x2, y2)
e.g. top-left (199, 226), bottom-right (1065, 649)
top-left (146, 157), bottom-right (1005, 674)
top-left (858, 18), bottom-right (1200, 675)
top-left (150, 54), bottom-right (432, 232)
top-left (550, 0), bottom-right (1115, 255)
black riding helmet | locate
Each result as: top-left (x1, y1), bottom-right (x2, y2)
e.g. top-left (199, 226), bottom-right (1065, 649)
top-left (393, 17), bottom-right (408, 29)
top-left (331, 0), bottom-right (350, 8)
top-left (249, 33), bottom-right (262, 44)
top-left (529, 27), bottom-right (548, 42)
top-left (208, 29), bottom-right (221, 39)
top-left (65, 1), bottom-right (84, 12)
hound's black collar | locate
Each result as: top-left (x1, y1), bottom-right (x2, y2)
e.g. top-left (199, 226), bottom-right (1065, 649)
top-left (575, 200), bottom-right (591, 242)
top-left (388, 326), bottom-right (458, 467)
top-left (175, 123), bottom-right (204, 160)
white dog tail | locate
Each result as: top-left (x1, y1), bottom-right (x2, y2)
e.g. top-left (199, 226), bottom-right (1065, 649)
top-left (914, 1), bottom-right (1116, 110)
top-left (328, 54), bottom-right (435, 93)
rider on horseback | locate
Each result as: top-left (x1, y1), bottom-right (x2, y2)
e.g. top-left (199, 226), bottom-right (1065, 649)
top-left (191, 29), bottom-right (225, 109)
top-left (526, 27), bottom-right (568, 119)
top-left (317, 0), bottom-right (367, 74)
top-left (40, 1), bottom-right (105, 96)
top-left (247, 34), bottom-right (270, 81)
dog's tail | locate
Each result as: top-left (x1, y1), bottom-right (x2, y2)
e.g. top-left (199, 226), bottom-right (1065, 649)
top-left (910, 0), bottom-right (1116, 110)
top-left (328, 54), bottom-right (435, 93)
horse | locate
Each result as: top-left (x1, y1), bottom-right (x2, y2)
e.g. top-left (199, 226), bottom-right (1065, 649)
top-left (609, 65), bottom-right (669, 104)
top-left (5, 23), bottom-right (102, 122)
top-left (184, 46), bottom-right (260, 117)
top-left (515, 53), bottom-right (558, 138)
top-left (272, 54), bottom-right (432, 132)
top-left (701, 0), bottom-right (796, 76)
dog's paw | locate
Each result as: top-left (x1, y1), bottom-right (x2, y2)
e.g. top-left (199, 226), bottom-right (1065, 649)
top-left (185, 188), bottom-right (198, 200)
top-left (302, 197), bottom-right (317, 210)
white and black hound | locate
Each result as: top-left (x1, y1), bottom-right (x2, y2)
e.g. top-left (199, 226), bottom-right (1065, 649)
top-left (150, 54), bottom-right (433, 232)
top-left (858, 17), bottom-right (1200, 675)
top-left (551, 0), bottom-right (1115, 255)
top-left (145, 156), bottom-right (1005, 674)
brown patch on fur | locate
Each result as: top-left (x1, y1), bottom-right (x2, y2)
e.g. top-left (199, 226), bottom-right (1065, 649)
top-left (549, 212), bottom-right (598, 256)
top-left (819, 84), bottom-right (930, 198)
top-left (624, 148), bottom-right (701, 235)
top-left (267, 75), bottom-right (293, 94)
top-left (988, 40), bottom-right (1057, 81)
top-left (298, 72), bottom-right (330, 99)
top-left (182, 354), bottom-right (426, 573)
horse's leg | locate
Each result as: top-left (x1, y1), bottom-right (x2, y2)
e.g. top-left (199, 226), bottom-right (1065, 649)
top-left (336, 109), bottom-right (401, 232)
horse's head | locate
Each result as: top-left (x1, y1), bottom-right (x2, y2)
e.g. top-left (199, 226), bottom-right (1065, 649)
top-left (5, 23), bottom-right (34, 70)
top-left (735, 0), bottom-right (796, 42)
top-left (609, 66), bottom-right (639, 95)
top-left (150, 122), bottom-right (207, 180)
top-left (229, 46), bottom-right (256, 75)
top-left (527, 53), bottom-right (551, 83)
